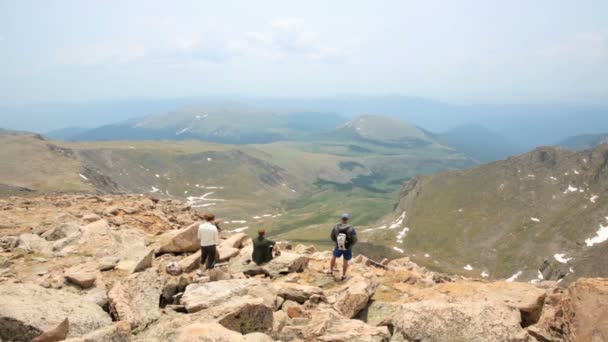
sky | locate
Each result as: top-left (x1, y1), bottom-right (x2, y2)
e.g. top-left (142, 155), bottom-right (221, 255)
top-left (1, 0), bottom-right (607, 105)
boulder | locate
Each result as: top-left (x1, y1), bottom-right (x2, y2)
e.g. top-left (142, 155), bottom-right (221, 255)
top-left (177, 323), bottom-right (245, 342)
top-left (220, 233), bottom-right (249, 249)
top-left (567, 278), bottom-right (608, 341)
top-left (65, 271), bottom-right (97, 289)
top-left (63, 321), bottom-right (131, 342)
top-left (218, 246), bottom-right (240, 262)
top-left (31, 318), bottom-right (69, 342)
top-left (179, 251), bottom-right (202, 273)
top-left (527, 290), bottom-right (574, 342)
top-left (16, 233), bottom-right (53, 255)
top-left (157, 223), bottom-right (200, 254)
top-left (261, 252), bottom-right (309, 277)
top-left (279, 309), bottom-right (389, 341)
top-left (355, 300), bottom-right (400, 327)
top-left (200, 296), bottom-right (274, 334)
top-left (272, 282), bottom-right (323, 304)
top-left (98, 256), bottom-right (120, 271)
top-left (404, 281), bottom-right (547, 326)
top-left (294, 244), bottom-right (317, 254)
top-left (390, 300), bottom-right (527, 342)
top-left (180, 279), bottom-right (268, 313)
top-left (108, 269), bottom-right (163, 330)
top-left (0, 283), bottom-right (111, 341)
top-left (331, 276), bottom-right (378, 318)
top-left (314, 318), bottom-right (390, 342)
top-left (82, 213), bottom-right (102, 222)
top-left (41, 223), bottom-right (81, 241)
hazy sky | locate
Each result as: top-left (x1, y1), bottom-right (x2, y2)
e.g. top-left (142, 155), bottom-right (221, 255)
top-left (1, 0), bottom-right (607, 105)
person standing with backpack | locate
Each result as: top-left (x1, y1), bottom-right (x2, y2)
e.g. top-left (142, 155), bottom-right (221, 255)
top-left (196, 213), bottom-right (219, 276)
top-left (328, 213), bottom-right (358, 281)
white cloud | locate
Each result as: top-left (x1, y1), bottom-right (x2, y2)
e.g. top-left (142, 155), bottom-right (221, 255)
top-left (237, 18), bottom-right (348, 62)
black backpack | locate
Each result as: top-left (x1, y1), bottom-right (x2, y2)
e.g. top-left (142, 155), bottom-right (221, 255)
top-left (336, 225), bottom-right (352, 250)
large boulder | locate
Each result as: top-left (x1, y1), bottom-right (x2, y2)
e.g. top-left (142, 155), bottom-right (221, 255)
top-left (134, 296), bottom-right (273, 341)
top-left (108, 269), bottom-right (163, 330)
top-left (220, 233), bottom-right (249, 249)
top-left (331, 276), bottom-right (378, 318)
top-left (272, 282), bottom-right (324, 304)
top-left (0, 283), bottom-right (112, 341)
top-left (16, 233), bottom-right (53, 255)
top-left (180, 279), bottom-right (270, 313)
top-left (261, 252), bottom-right (309, 277)
top-left (41, 223), bottom-right (81, 241)
top-left (179, 251), bottom-right (202, 273)
top-left (63, 321), bottom-right (131, 342)
top-left (278, 309), bottom-right (389, 341)
top-left (567, 278), bottom-right (608, 341)
top-left (390, 300), bottom-right (527, 341)
top-left (404, 281), bottom-right (547, 326)
top-left (157, 223), bottom-right (200, 254)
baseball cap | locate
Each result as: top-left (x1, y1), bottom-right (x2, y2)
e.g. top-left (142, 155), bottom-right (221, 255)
top-left (341, 213), bottom-right (350, 219)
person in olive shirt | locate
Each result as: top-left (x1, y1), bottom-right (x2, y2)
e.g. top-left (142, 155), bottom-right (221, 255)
top-left (252, 229), bottom-right (278, 265)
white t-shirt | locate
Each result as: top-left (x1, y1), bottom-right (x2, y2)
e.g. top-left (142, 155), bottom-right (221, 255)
top-left (197, 222), bottom-right (218, 247)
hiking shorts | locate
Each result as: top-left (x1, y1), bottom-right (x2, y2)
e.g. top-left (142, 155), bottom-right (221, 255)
top-left (333, 248), bottom-right (353, 261)
top-left (200, 245), bottom-right (217, 269)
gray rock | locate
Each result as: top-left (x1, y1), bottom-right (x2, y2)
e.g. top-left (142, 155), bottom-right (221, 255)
top-left (108, 269), bottom-right (163, 330)
top-left (0, 283), bottom-right (111, 341)
top-left (390, 300), bottom-right (527, 342)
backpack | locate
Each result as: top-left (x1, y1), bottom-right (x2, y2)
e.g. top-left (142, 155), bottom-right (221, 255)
top-left (336, 225), bottom-right (352, 251)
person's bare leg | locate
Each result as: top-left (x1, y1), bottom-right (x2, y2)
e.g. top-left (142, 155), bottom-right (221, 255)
top-left (329, 256), bottom-right (336, 273)
top-left (342, 259), bottom-right (349, 278)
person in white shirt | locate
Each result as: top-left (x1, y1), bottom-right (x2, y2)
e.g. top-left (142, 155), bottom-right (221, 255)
top-left (197, 212), bottom-right (219, 276)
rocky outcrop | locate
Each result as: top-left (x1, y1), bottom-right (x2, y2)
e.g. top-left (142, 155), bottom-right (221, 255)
top-left (390, 300), bottom-right (528, 341)
top-left (0, 283), bottom-right (111, 341)
top-left (272, 282), bottom-right (324, 304)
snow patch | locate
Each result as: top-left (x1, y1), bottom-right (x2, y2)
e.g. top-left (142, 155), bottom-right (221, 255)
top-left (192, 203), bottom-right (216, 208)
top-left (481, 271), bottom-right (489, 278)
top-left (393, 247), bottom-right (404, 253)
top-left (550, 176), bottom-right (558, 181)
top-left (253, 216), bottom-right (262, 219)
top-left (389, 211), bottom-right (406, 229)
top-left (530, 217), bottom-right (540, 222)
top-left (537, 270), bottom-right (544, 280)
top-left (155, 174), bottom-right (160, 178)
top-left (231, 220), bottom-right (247, 224)
top-left (424, 253), bottom-right (430, 258)
top-left (590, 195), bottom-right (599, 203)
top-left (585, 224), bottom-right (608, 247)
top-left (176, 127), bottom-right (191, 135)
top-left (207, 157), bottom-right (212, 161)
top-left (506, 271), bottom-right (522, 282)
top-left (563, 185), bottom-right (578, 194)
top-left (458, 208), bottom-right (464, 212)
top-left (464, 264), bottom-right (473, 271)
top-left (574, 170), bottom-right (580, 175)
top-left (150, 187), bottom-right (160, 193)
top-left (363, 225), bottom-right (387, 233)
top-left (232, 227), bottom-right (249, 233)
top-left (396, 227), bottom-right (410, 242)
top-left (554, 253), bottom-right (572, 264)
top-left (79, 173), bottom-right (89, 181)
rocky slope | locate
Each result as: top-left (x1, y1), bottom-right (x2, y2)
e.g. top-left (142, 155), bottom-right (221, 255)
top-left (559, 134), bottom-right (608, 151)
top-left (370, 144), bottom-right (608, 284)
top-left (1, 194), bottom-right (607, 341)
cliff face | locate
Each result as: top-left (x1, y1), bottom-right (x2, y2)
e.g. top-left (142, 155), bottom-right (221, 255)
top-left (1, 193), bottom-right (607, 341)
top-left (372, 145), bottom-right (608, 283)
